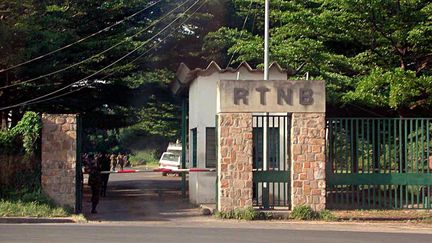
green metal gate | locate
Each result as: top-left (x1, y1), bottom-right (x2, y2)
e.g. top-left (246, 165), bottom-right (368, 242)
top-left (326, 118), bottom-right (432, 209)
top-left (75, 115), bottom-right (83, 214)
top-left (252, 114), bottom-right (291, 209)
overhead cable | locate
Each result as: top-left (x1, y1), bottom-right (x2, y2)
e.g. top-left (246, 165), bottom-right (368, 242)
top-left (0, 0), bottom-right (202, 111)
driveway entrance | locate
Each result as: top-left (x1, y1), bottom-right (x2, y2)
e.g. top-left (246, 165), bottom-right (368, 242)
top-left (83, 170), bottom-right (203, 222)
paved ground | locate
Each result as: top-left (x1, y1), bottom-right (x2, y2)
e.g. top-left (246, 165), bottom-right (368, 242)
top-left (2, 171), bottom-right (432, 242)
top-left (83, 169), bottom-right (206, 222)
top-left (0, 223), bottom-right (432, 243)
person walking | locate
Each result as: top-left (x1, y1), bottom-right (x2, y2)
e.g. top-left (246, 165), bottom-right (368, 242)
top-left (99, 152), bottom-right (111, 197)
top-left (110, 153), bottom-right (117, 171)
top-left (117, 153), bottom-right (124, 171)
top-left (88, 155), bottom-right (102, 214)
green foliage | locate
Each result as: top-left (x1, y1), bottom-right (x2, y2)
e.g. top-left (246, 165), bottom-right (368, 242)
top-left (0, 200), bottom-right (70, 217)
top-left (129, 150), bottom-right (159, 167)
top-left (318, 210), bottom-right (338, 221)
top-left (290, 205), bottom-right (319, 220)
top-left (346, 68), bottom-right (432, 110)
top-left (0, 189), bottom-right (70, 217)
top-left (0, 112), bottom-right (41, 154)
top-left (290, 205), bottom-right (338, 221)
top-left (215, 206), bottom-right (258, 220)
top-left (1, 0), bottom-right (227, 137)
top-left (204, 0), bottom-right (432, 114)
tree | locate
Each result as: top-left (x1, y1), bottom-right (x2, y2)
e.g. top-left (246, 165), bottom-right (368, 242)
top-left (0, 0), bottom-right (226, 133)
top-left (203, 0), bottom-right (432, 116)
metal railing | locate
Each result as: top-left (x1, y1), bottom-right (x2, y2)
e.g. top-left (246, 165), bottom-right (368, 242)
top-left (326, 118), bottom-right (432, 209)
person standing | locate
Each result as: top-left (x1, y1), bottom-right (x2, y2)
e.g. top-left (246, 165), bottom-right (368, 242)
top-left (99, 152), bottom-right (111, 197)
top-left (88, 155), bottom-right (102, 214)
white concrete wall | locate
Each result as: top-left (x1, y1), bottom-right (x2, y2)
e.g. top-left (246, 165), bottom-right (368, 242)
top-left (188, 68), bottom-right (287, 169)
top-left (188, 171), bottom-right (217, 204)
top-left (188, 67), bottom-right (287, 204)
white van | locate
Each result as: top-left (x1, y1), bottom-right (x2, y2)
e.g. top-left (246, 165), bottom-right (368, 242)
top-left (159, 142), bottom-right (185, 172)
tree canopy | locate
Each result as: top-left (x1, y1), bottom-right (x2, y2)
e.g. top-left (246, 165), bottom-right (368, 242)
top-left (0, 0), bottom-right (229, 138)
top-left (204, 0), bottom-right (432, 116)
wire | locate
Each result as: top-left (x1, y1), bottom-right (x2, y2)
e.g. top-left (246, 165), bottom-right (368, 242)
top-left (0, 0), bottom-right (162, 74)
top-left (225, 0), bottom-right (254, 69)
top-left (0, 0), bottom-right (194, 90)
top-left (0, 0), bottom-right (202, 111)
top-left (24, 0), bottom-right (210, 107)
top-left (113, 0), bottom-right (210, 76)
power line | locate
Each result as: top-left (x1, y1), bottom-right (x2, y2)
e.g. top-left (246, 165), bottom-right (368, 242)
top-left (24, 0), bottom-right (210, 108)
top-left (0, 0), bottom-right (194, 90)
top-left (0, 0), bottom-right (202, 111)
top-left (103, 0), bottom-right (209, 79)
top-left (0, 0), bottom-right (162, 74)
top-left (225, 0), bottom-right (255, 69)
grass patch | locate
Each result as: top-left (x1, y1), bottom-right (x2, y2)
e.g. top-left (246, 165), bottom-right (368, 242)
top-left (0, 189), bottom-right (71, 217)
top-left (129, 149), bottom-right (159, 168)
top-left (290, 205), bottom-right (338, 221)
top-left (318, 210), bottom-right (338, 221)
top-left (72, 214), bottom-right (88, 223)
top-left (215, 207), bottom-right (275, 220)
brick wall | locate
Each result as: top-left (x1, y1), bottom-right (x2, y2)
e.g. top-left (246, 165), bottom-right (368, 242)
top-left (41, 114), bottom-right (77, 208)
top-left (291, 113), bottom-right (326, 211)
top-left (217, 113), bottom-right (253, 211)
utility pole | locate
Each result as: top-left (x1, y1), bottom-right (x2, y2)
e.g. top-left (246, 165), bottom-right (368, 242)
top-left (262, 0), bottom-right (270, 209)
top-left (264, 0), bottom-right (270, 81)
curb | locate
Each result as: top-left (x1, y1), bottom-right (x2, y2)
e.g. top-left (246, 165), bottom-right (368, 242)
top-left (0, 217), bottom-right (76, 224)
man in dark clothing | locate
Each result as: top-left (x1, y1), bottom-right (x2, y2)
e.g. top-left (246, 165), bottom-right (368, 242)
top-left (99, 152), bottom-right (111, 197)
top-left (88, 155), bottom-right (102, 214)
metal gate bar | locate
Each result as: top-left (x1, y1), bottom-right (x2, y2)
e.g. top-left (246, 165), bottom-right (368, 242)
top-left (252, 114), bottom-right (291, 209)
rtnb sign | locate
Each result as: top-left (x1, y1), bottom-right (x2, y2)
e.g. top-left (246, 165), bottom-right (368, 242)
top-left (217, 80), bottom-right (325, 113)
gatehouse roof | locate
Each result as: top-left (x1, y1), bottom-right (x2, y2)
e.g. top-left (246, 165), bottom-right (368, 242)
top-left (171, 61), bottom-right (293, 96)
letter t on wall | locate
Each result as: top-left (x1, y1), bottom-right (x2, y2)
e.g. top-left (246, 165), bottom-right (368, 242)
top-left (255, 86), bottom-right (270, 105)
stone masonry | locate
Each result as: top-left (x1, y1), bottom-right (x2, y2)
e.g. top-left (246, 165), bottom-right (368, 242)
top-left (218, 113), bottom-right (253, 211)
top-left (291, 113), bottom-right (326, 211)
top-left (41, 114), bottom-right (77, 208)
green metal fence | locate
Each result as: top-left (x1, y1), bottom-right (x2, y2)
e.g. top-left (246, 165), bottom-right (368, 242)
top-left (252, 114), bottom-right (291, 209)
top-left (326, 118), bottom-right (432, 209)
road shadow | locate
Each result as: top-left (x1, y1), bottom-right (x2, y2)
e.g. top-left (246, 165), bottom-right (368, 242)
top-left (83, 172), bottom-right (205, 222)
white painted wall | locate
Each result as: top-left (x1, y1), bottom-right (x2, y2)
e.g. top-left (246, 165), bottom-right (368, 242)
top-left (188, 68), bottom-right (287, 169)
top-left (187, 67), bottom-right (287, 205)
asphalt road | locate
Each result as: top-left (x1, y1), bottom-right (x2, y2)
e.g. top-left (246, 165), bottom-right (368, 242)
top-left (0, 224), bottom-right (431, 243)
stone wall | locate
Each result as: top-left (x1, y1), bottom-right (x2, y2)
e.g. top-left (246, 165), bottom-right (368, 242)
top-left (291, 113), bottom-right (326, 211)
top-left (41, 114), bottom-right (77, 208)
top-left (217, 113), bottom-right (253, 211)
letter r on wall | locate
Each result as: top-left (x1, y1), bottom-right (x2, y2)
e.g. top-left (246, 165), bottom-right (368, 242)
top-left (234, 88), bottom-right (249, 105)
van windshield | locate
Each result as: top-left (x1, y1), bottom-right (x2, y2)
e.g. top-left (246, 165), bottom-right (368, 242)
top-left (162, 153), bottom-right (180, 162)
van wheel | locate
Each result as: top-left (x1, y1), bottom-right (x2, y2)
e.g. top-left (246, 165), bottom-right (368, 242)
top-left (162, 172), bottom-right (167, 176)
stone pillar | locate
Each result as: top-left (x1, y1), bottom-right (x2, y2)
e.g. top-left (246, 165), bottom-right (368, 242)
top-left (291, 113), bottom-right (326, 211)
top-left (217, 113), bottom-right (253, 211)
top-left (41, 114), bottom-right (77, 208)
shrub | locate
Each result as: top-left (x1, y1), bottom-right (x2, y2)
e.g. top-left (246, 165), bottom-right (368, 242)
top-left (290, 205), bottom-right (319, 220)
